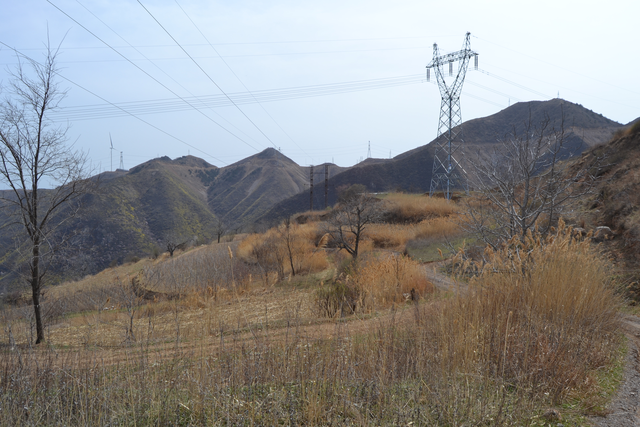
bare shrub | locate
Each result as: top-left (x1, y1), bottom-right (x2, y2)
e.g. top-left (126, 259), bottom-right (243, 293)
top-left (237, 222), bottom-right (329, 284)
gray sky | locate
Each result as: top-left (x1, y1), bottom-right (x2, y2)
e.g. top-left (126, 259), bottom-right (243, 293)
top-left (1, 0), bottom-right (638, 170)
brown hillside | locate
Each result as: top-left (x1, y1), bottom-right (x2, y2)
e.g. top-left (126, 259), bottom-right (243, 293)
top-left (260, 99), bottom-right (622, 225)
top-left (570, 124), bottom-right (640, 289)
top-left (207, 148), bottom-right (346, 227)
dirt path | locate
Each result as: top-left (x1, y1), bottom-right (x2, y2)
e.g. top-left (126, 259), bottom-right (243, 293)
top-left (591, 315), bottom-right (640, 427)
top-left (423, 260), bottom-right (463, 293)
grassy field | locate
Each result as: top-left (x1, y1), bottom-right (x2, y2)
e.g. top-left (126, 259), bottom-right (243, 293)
top-left (0, 194), bottom-right (623, 426)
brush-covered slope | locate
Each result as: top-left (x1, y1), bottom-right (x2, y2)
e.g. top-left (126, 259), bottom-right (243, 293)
top-left (206, 148), bottom-right (346, 227)
top-left (0, 156), bottom-right (221, 291)
top-left (260, 99), bottom-right (622, 225)
top-left (64, 155), bottom-right (222, 276)
top-left (572, 122), bottom-right (640, 272)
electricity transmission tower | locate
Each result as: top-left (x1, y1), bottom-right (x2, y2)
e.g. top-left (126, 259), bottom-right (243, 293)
top-left (109, 133), bottom-right (116, 171)
top-left (427, 32), bottom-right (478, 199)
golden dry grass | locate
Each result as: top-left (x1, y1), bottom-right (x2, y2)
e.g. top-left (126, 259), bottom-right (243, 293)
top-left (349, 254), bottom-right (434, 311)
top-left (0, 200), bottom-right (623, 425)
top-left (383, 193), bottom-right (458, 222)
top-left (367, 215), bottom-right (462, 250)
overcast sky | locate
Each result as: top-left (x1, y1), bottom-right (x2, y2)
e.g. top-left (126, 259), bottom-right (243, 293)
top-left (1, 0), bottom-right (638, 171)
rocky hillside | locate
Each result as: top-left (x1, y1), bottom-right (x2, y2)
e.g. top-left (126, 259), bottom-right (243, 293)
top-left (570, 120), bottom-right (640, 290)
top-left (259, 99), bottom-right (622, 224)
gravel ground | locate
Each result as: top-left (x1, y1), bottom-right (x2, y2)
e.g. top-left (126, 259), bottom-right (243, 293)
top-left (591, 316), bottom-right (640, 427)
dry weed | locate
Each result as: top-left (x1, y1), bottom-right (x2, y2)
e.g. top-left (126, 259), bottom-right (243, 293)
top-left (384, 193), bottom-right (458, 223)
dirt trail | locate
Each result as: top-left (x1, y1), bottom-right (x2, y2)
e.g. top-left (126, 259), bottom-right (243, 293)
top-left (423, 260), bottom-right (462, 293)
top-left (591, 315), bottom-right (640, 427)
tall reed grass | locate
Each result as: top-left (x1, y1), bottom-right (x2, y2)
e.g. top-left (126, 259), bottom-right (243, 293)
top-left (0, 222), bottom-right (621, 425)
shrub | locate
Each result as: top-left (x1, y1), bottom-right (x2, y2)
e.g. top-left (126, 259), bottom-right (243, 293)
top-left (314, 280), bottom-right (359, 317)
top-left (442, 220), bottom-right (621, 402)
top-left (237, 222), bottom-right (329, 283)
top-left (316, 254), bottom-right (434, 316)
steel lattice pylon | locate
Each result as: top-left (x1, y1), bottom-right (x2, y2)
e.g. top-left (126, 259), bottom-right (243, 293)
top-left (427, 32), bottom-right (477, 199)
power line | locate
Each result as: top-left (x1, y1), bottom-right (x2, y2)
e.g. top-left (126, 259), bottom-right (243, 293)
top-left (72, 0), bottom-right (265, 147)
top-left (47, 0), bottom-right (263, 153)
top-left (9, 35), bottom-right (453, 51)
top-left (137, 0), bottom-right (280, 150)
top-left (0, 40), bottom-right (227, 165)
top-left (173, 0), bottom-right (310, 159)
top-left (476, 68), bottom-right (550, 99)
top-left (474, 35), bottom-right (640, 97)
top-left (50, 74), bottom-right (427, 121)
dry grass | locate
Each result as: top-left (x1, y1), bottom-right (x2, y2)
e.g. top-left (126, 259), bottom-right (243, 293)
top-left (368, 216), bottom-right (462, 250)
top-left (443, 220), bottom-right (621, 403)
top-left (237, 222), bottom-right (329, 282)
top-left (350, 254), bottom-right (434, 311)
top-left (383, 193), bottom-right (458, 223)
top-left (0, 211), bottom-right (622, 425)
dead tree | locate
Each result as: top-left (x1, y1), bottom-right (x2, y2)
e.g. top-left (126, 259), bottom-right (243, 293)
top-left (0, 42), bottom-right (94, 344)
top-left (462, 109), bottom-right (598, 248)
top-left (325, 191), bottom-right (383, 258)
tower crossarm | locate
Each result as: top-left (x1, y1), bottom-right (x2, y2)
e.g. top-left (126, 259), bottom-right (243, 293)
top-left (426, 49), bottom-right (476, 69)
top-left (426, 32), bottom-right (477, 70)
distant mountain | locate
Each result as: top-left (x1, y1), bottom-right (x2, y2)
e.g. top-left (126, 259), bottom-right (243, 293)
top-left (0, 150), bottom-right (347, 290)
top-left (0, 99), bottom-right (624, 291)
top-left (51, 156), bottom-right (221, 278)
top-left (258, 99), bottom-right (623, 224)
top-left (206, 148), bottom-right (345, 227)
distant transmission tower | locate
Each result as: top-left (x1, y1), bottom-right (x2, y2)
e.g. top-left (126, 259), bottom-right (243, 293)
top-left (367, 141), bottom-right (371, 159)
top-left (427, 32), bottom-right (478, 200)
top-left (119, 151), bottom-right (124, 170)
top-left (309, 165), bottom-right (314, 211)
top-left (109, 133), bottom-right (116, 171)
top-left (324, 164), bottom-right (329, 209)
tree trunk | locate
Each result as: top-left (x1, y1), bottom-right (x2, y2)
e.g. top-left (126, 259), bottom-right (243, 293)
top-left (31, 243), bottom-right (45, 344)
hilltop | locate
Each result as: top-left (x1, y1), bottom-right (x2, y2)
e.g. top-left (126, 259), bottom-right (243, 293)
top-left (0, 98), bottom-right (624, 290)
top-left (259, 99), bottom-right (622, 224)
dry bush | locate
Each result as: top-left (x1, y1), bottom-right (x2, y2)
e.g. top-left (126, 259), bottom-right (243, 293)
top-left (367, 224), bottom-right (415, 249)
top-left (352, 254), bottom-right (434, 311)
top-left (367, 216), bottom-right (461, 250)
top-left (439, 220), bottom-right (621, 402)
top-left (317, 254), bottom-right (434, 316)
top-left (383, 193), bottom-right (458, 223)
top-left (414, 215), bottom-right (461, 240)
top-left (237, 222), bottom-right (329, 283)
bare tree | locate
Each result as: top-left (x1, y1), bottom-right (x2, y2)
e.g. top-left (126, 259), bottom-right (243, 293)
top-left (280, 217), bottom-right (299, 277)
top-left (325, 192), bottom-right (383, 258)
top-left (213, 217), bottom-right (227, 243)
top-left (0, 43), bottom-right (93, 344)
top-left (462, 110), bottom-right (597, 248)
top-left (166, 239), bottom-right (178, 257)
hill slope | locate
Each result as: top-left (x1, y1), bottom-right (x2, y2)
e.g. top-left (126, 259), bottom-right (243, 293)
top-left (259, 99), bottom-right (622, 224)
